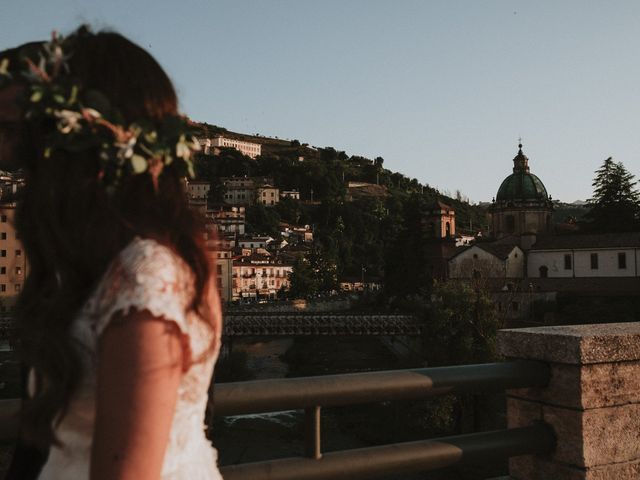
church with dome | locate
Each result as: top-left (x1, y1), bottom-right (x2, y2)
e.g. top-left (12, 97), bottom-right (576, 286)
top-left (488, 143), bottom-right (553, 239)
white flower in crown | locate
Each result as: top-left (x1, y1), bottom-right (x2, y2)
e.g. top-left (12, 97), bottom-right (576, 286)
top-left (54, 109), bottom-right (83, 134)
top-left (176, 135), bottom-right (192, 160)
top-left (0, 58), bottom-right (9, 77)
top-left (115, 134), bottom-right (138, 161)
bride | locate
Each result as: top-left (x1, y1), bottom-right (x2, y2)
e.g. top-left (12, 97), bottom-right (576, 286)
top-left (1, 26), bottom-right (223, 479)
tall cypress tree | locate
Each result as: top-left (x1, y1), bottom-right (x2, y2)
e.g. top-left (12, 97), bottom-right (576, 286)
top-left (586, 157), bottom-right (640, 232)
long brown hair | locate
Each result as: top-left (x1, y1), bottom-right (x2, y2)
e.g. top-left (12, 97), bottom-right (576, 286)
top-left (12, 26), bottom-right (214, 448)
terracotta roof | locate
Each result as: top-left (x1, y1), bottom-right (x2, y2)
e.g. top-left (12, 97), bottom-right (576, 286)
top-left (531, 233), bottom-right (640, 250)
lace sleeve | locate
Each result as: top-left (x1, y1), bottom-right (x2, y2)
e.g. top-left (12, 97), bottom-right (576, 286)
top-left (90, 238), bottom-right (195, 339)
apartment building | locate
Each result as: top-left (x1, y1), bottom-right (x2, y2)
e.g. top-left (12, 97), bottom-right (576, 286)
top-left (0, 203), bottom-right (27, 310)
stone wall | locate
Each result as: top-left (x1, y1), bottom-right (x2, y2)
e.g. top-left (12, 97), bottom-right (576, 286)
top-left (499, 322), bottom-right (640, 479)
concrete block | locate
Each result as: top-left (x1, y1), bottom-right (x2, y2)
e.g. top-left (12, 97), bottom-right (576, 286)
top-left (541, 404), bottom-right (640, 467)
top-left (499, 323), bottom-right (640, 365)
top-left (509, 361), bottom-right (640, 410)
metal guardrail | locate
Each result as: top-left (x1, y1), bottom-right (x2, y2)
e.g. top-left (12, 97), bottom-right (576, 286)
top-left (0, 362), bottom-right (554, 478)
top-left (214, 361), bottom-right (555, 480)
top-left (213, 361), bottom-right (549, 416)
top-left (220, 425), bottom-right (555, 480)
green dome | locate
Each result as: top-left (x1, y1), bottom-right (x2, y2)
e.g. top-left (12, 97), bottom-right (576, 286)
top-left (496, 172), bottom-right (549, 201)
top-left (495, 144), bottom-right (549, 202)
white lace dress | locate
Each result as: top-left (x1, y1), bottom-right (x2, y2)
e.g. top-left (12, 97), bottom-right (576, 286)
top-left (37, 237), bottom-right (223, 480)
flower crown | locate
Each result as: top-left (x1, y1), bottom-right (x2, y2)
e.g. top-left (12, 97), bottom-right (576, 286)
top-left (0, 31), bottom-right (200, 194)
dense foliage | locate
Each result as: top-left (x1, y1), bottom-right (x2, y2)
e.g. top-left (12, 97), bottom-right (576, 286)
top-left (193, 138), bottom-right (488, 297)
top-left (585, 157), bottom-right (640, 232)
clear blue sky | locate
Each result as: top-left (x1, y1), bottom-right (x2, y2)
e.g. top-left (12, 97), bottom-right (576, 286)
top-left (2, 0), bottom-right (640, 203)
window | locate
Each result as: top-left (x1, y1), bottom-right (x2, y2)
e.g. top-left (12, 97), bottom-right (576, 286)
top-left (618, 252), bottom-right (627, 269)
top-left (0, 232), bottom-right (5, 240)
top-left (15, 267), bottom-right (21, 275)
top-left (0, 284), bottom-right (5, 292)
top-left (564, 254), bottom-right (572, 270)
top-left (217, 265), bottom-right (223, 275)
top-left (0, 250), bottom-right (5, 258)
top-left (590, 253), bottom-right (598, 270)
top-left (15, 284), bottom-right (20, 292)
top-left (511, 301), bottom-right (519, 311)
top-left (0, 267), bottom-right (5, 274)
top-left (15, 249), bottom-right (21, 256)
top-left (0, 215), bottom-right (6, 223)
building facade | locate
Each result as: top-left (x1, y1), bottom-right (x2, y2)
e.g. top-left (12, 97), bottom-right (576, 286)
top-left (448, 243), bottom-right (525, 279)
top-left (0, 203), bottom-right (27, 309)
top-left (256, 185), bottom-right (280, 207)
top-left (199, 136), bottom-right (262, 159)
top-left (527, 233), bottom-right (640, 278)
top-left (186, 180), bottom-right (211, 202)
top-left (232, 259), bottom-right (292, 300)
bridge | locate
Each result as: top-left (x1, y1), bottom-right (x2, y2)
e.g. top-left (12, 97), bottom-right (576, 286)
top-left (222, 313), bottom-right (422, 336)
top-left (0, 314), bottom-right (423, 340)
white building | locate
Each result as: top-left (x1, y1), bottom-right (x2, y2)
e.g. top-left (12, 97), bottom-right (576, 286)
top-left (527, 233), bottom-right (640, 278)
top-left (448, 243), bottom-right (525, 279)
top-left (237, 236), bottom-right (273, 251)
top-left (256, 185), bottom-right (279, 207)
top-left (186, 180), bottom-right (211, 202)
top-left (280, 190), bottom-right (300, 200)
top-left (199, 136), bottom-right (262, 159)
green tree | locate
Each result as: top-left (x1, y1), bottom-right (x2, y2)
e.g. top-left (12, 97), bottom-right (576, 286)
top-left (586, 157), bottom-right (640, 232)
top-left (245, 204), bottom-right (280, 236)
top-left (288, 257), bottom-right (319, 298)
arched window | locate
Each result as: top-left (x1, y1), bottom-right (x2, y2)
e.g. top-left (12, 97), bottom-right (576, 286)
top-left (445, 222), bottom-right (451, 237)
top-left (539, 265), bottom-right (548, 278)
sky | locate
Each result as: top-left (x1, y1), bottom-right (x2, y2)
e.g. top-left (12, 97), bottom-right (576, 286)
top-left (2, 0), bottom-right (640, 203)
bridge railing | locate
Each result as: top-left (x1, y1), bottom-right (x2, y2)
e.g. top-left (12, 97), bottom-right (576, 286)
top-left (214, 361), bottom-right (555, 480)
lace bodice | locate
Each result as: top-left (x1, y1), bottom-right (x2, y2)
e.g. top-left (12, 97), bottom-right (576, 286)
top-left (38, 237), bottom-right (223, 480)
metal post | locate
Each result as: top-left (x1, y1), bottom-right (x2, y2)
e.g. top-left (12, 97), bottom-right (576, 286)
top-left (304, 406), bottom-right (322, 459)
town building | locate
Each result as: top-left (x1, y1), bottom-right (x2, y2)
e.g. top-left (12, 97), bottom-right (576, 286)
top-left (256, 185), bottom-right (279, 207)
top-left (280, 223), bottom-right (313, 244)
top-left (527, 233), bottom-right (640, 278)
top-left (208, 248), bottom-right (234, 303)
top-left (423, 200), bottom-right (458, 280)
top-left (280, 190), bottom-right (300, 200)
top-left (209, 206), bottom-right (246, 235)
top-left (221, 176), bottom-right (276, 206)
top-left (198, 136), bottom-right (262, 159)
top-left (0, 203), bottom-right (27, 310)
top-left (232, 255), bottom-right (293, 301)
top-left (186, 180), bottom-right (211, 202)
top-left (237, 236), bottom-right (273, 251)
top-left (488, 143), bottom-right (553, 239)
top-left (222, 177), bottom-right (256, 205)
top-left (448, 243), bottom-right (525, 279)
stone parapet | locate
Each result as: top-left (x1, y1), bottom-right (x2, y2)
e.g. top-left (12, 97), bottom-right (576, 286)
top-left (498, 322), bottom-right (640, 480)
